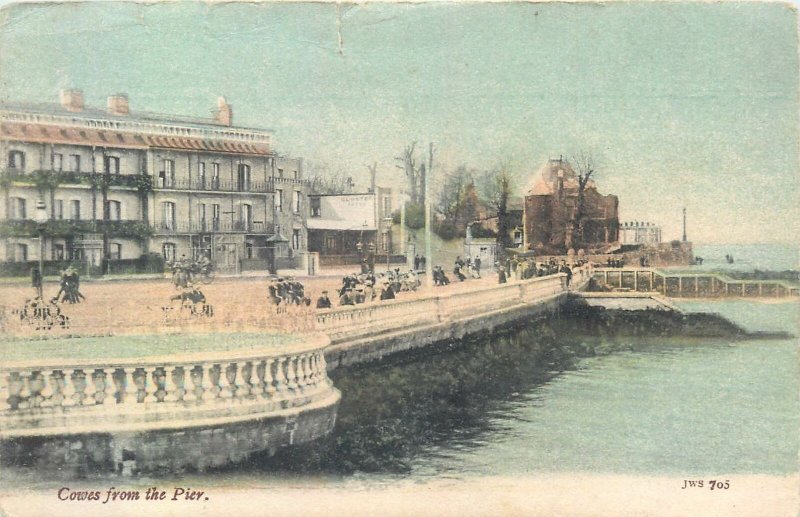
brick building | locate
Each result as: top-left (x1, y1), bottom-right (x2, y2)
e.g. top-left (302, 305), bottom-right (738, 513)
top-left (523, 157), bottom-right (619, 254)
top-left (0, 90), bottom-right (308, 275)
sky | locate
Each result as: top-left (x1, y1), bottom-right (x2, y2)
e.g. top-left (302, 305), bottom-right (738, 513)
top-left (0, 1), bottom-right (798, 245)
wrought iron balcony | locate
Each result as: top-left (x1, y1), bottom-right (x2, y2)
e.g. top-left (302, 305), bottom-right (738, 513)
top-left (151, 219), bottom-right (265, 234)
top-left (152, 175), bottom-right (273, 193)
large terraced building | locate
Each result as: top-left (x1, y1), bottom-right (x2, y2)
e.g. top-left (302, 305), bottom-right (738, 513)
top-left (0, 90), bottom-right (309, 274)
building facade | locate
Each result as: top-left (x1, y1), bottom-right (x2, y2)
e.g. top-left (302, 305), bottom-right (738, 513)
top-left (306, 188), bottom-right (397, 267)
top-left (619, 221), bottom-right (662, 246)
top-left (522, 157), bottom-right (619, 254)
top-left (0, 90), bottom-right (309, 275)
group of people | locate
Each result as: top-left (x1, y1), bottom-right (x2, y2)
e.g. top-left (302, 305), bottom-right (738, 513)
top-left (52, 266), bottom-right (86, 304)
top-left (497, 257), bottom-right (577, 286)
top-left (605, 257), bottom-right (627, 268)
top-left (318, 269), bottom-right (420, 308)
top-left (169, 253), bottom-right (214, 289)
top-left (268, 277), bottom-right (311, 311)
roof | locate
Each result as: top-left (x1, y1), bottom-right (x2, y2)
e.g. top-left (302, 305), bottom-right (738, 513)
top-left (0, 100), bottom-right (273, 155)
top-left (0, 100), bottom-right (274, 134)
top-left (523, 158), bottom-right (596, 196)
top-left (0, 120), bottom-right (270, 155)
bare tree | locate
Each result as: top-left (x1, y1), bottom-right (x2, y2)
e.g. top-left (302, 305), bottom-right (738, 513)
top-left (568, 151), bottom-right (596, 249)
top-left (395, 142), bottom-right (418, 204)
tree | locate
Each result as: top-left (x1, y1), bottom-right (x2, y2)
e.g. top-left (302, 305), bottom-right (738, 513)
top-left (478, 164), bottom-right (515, 250)
top-left (396, 142), bottom-right (419, 204)
top-left (568, 152), bottom-right (596, 250)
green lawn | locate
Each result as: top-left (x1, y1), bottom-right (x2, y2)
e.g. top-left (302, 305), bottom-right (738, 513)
top-left (0, 332), bottom-right (301, 363)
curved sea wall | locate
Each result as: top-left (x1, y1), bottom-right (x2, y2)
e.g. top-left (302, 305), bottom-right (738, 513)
top-left (0, 333), bottom-right (340, 474)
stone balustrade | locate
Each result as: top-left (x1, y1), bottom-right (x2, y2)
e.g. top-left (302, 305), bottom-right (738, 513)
top-left (316, 266), bottom-right (593, 343)
top-left (0, 333), bottom-right (338, 439)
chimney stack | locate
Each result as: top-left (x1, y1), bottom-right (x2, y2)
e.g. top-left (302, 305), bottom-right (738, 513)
top-left (107, 94), bottom-right (129, 116)
top-left (215, 96), bottom-right (233, 126)
top-left (59, 89), bottom-right (84, 112)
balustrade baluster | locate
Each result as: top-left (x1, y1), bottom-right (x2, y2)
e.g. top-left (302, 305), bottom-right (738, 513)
top-left (208, 364), bottom-right (222, 400)
top-left (183, 366), bottom-right (203, 402)
top-left (285, 357), bottom-right (298, 391)
top-left (110, 368), bottom-right (125, 405)
top-left (253, 360), bottom-right (266, 398)
top-left (240, 362), bottom-right (254, 398)
top-left (90, 368), bottom-right (109, 406)
top-left (164, 366), bottom-right (185, 402)
top-left (122, 367), bottom-right (139, 404)
top-left (272, 358), bottom-right (287, 394)
top-left (37, 369), bottom-right (54, 408)
top-left (222, 363), bottom-right (238, 399)
top-left (264, 359), bottom-right (276, 397)
top-left (27, 370), bottom-right (47, 409)
top-left (47, 370), bottom-right (65, 408)
top-left (70, 369), bottom-right (88, 406)
top-left (295, 355), bottom-right (307, 389)
top-left (142, 367), bottom-right (158, 403)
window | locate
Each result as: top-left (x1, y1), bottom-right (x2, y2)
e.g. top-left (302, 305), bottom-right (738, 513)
top-left (159, 159), bottom-right (175, 187)
top-left (275, 189), bottom-right (283, 212)
top-left (237, 164), bottom-right (251, 191)
top-left (240, 203), bottom-right (252, 231)
top-left (109, 243), bottom-right (122, 260)
top-left (70, 200), bottom-right (81, 220)
top-left (162, 201), bottom-right (176, 230)
top-left (11, 197), bottom-right (26, 219)
top-left (211, 163), bottom-right (220, 189)
top-left (15, 244), bottom-right (28, 262)
top-left (381, 232), bottom-right (389, 252)
top-left (212, 204), bottom-right (220, 231)
top-left (293, 170), bottom-right (298, 179)
top-left (197, 162), bottom-right (206, 189)
top-left (52, 244), bottom-right (65, 261)
top-left (277, 168), bottom-right (284, 178)
top-left (8, 150), bottom-right (25, 171)
top-left (54, 200), bottom-right (64, 220)
top-left (382, 196), bottom-right (391, 218)
top-left (70, 154), bottom-right (81, 172)
top-left (292, 191), bottom-right (301, 213)
top-left (53, 153), bottom-right (63, 171)
top-left (292, 229), bottom-right (301, 250)
top-left (105, 155), bottom-right (120, 174)
top-left (162, 243), bottom-right (177, 263)
top-left (106, 200), bottom-right (122, 221)
top-left (325, 235), bottom-right (336, 250)
top-left (310, 197), bottom-right (321, 217)
top-left (197, 203), bottom-right (206, 230)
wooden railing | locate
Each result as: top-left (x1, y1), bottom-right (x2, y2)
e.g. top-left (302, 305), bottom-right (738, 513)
top-left (0, 333), bottom-right (338, 438)
top-left (593, 267), bottom-right (800, 298)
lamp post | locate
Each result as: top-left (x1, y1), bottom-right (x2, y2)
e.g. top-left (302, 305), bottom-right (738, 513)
top-left (34, 199), bottom-right (48, 299)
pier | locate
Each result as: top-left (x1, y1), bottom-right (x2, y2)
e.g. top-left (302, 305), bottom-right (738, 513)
top-left (593, 267), bottom-right (800, 298)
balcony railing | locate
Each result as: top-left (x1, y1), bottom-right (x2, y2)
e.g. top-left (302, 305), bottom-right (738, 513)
top-left (0, 219), bottom-right (153, 239)
top-left (152, 220), bottom-right (265, 234)
top-left (1, 169), bottom-right (147, 189)
top-left (153, 175), bottom-right (273, 193)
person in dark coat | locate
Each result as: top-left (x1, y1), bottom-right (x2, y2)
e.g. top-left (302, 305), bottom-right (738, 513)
top-left (31, 267), bottom-right (42, 296)
top-left (498, 266), bottom-right (507, 284)
top-left (316, 291), bottom-right (332, 309)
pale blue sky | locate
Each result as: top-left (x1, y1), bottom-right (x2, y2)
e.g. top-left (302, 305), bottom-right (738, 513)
top-left (0, 1), bottom-right (797, 244)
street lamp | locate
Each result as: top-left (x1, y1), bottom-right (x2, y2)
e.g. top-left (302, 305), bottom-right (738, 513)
top-left (34, 199), bottom-right (48, 299)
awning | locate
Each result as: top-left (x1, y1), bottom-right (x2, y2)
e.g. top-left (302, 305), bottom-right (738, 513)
top-left (306, 219), bottom-right (376, 231)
